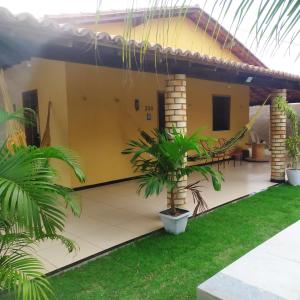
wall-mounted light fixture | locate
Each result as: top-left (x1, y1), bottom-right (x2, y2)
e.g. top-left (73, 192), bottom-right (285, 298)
top-left (245, 76), bottom-right (254, 83)
top-left (134, 99), bottom-right (140, 111)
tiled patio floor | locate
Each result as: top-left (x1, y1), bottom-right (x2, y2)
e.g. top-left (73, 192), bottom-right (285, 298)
top-left (34, 161), bottom-right (276, 273)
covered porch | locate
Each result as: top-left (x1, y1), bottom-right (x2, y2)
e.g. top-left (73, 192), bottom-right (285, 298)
top-left (32, 161), bottom-right (275, 273)
top-left (0, 9), bottom-right (299, 274)
top-left (1, 8), bottom-right (299, 191)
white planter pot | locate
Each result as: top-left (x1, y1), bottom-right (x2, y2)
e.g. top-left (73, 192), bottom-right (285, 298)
top-left (159, 209), bottom-right (191, 235)
top-left (286, 169), bottom-right (300, 186)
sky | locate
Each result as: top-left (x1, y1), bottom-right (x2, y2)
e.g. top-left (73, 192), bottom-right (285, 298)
top-left (0, 0), bottom-right (299, 75)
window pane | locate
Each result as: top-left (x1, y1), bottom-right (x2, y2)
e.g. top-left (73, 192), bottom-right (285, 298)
top-left (212, 96), bottom-right (230, 131)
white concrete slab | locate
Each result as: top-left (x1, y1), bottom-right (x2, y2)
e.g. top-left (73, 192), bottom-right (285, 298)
top-left (197, 221), bottom-right (300, 300)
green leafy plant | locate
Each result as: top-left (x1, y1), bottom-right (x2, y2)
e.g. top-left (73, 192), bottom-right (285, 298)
top-left (0, 108), bottom-right (85, 300)
top-left (0, 218), bottom-right (75, 300)
top-left (275, 96), bottom-right (300, 169)
top-left (122, 128), bottom-right (223, 216)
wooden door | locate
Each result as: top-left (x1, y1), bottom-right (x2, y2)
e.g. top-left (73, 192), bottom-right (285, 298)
top-left (22, 90), bottom-right (40, 147)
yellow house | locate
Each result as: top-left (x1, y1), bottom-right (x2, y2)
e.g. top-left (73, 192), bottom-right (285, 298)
top-left (1, 6), bottom-right (300, 201)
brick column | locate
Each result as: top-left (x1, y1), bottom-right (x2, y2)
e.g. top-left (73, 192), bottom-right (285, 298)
top-left (164, 74), bottom-right (187, 206)
top-left (270, 89), bottom-right (287, 183)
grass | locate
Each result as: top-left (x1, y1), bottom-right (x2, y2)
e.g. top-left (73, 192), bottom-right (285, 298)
top-left (50, 184), bottom-right (300, 299)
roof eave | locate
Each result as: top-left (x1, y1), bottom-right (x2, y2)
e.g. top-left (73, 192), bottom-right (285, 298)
top-left (44, 6), bottom-right (266, 68)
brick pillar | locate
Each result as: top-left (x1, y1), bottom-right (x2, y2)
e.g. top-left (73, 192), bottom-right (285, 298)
top-left (164, 74), bottom-right (187, 206)
top-left (270, 89), bottom-right (287, 183)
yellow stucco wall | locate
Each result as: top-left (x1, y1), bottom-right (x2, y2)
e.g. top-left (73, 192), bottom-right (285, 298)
top-left (65, 62), bottom-right (249, 188)
top-left (4, 58), bottom-right (249, 188)
top-left (187, 78), bottom-right (249, 141)
top-left (4, 58), bottom-right (71, 187)
top-left (84, 21), bottom-right (125, 36)
top-left (65, 63), bottom-right (163, 187)
top-left (83, 17), bottom-right (240, 62)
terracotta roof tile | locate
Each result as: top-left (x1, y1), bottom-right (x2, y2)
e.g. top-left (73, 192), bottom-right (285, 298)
top-left (0, 6), bottom-right (299, 84)
top-left (44, 6), bottom-right (267, 67)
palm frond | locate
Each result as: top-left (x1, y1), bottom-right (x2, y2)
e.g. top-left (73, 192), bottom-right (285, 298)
top-left (185, 181), bottom-right (208, 216)
top-left (137, 173), bottom-right (166, 197)
top-left (119, 1), bottom-right (299, 66)
top-left (0, 252), bottom-right (52, 300)
top-left (0, 108), bottom-right (35, 126)
top-left (180, 165), bottom-right (223, 191)
top-left (32, 146), bottom-right (86, 183)
top-left (0, 145), bottom-right (84, 238)
top-left (0, 99), bottom-right (84, 300)
top-left (0, 219), bottom-right (78, 299)
top-left (274, 96), bottom-right (300, 168)
top-left (122, 128), bottom-right (223, 214)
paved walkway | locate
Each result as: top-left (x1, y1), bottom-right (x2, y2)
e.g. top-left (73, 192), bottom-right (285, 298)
top-left (198, 220), bottom-right (300, 300)
top-left (33, 162), bottom-right (276, 273)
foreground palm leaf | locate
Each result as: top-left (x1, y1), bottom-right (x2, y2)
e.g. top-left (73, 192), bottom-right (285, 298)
top-left (119, 1), bottom-right (299, 64)
top-left (0, 108), bottom-right (34, 125)
top-left (123, 128), bottom-right (223, 215)
top-left (1, 253), bottom-right (51, 300)
top-left (0, 145), bottom-right (85, 238)
top-left (0, 219), bottom-right (50, 300)
top-left (0, 109), bottom-right (85, 299)
top-left (0, 216), bottom-right (79, 300)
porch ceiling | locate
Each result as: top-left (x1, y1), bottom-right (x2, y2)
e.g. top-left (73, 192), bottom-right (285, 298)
top-left (250, 87), bottom-right (300, 106)
top-left (0, 7), bottom-right (300, 105)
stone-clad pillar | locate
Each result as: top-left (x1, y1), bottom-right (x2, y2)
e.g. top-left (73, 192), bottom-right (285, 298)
top-left (164, 74), bottom-right (187, 134)
top-left (270, 89), bottom-right (287, 183)
top-left (164, 74), bottom-right (187, 206)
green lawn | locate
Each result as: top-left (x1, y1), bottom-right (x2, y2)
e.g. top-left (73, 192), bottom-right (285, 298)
top-left (50, 184), bottom-right (300, 300)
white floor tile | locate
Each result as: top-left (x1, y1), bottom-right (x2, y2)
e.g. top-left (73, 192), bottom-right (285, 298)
top-left (34, 162), bottom-right (275, 272)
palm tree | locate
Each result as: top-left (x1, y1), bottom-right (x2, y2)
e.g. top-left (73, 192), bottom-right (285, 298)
top-left (0, 108), bottom-right (85, 300)
top-left (123, 128), bottom-right (223, 216)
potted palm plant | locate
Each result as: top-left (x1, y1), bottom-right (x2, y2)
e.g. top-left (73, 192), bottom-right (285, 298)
top-left (122, 128), bottom-right (223, 234)
top-left (275, 96), bottom-right (300, 185)
top-left (286, 135), bottom-right (300, 185)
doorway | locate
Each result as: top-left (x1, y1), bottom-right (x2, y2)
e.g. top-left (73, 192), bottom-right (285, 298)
top-left (157, 91), bottom-right (165, 132)
top-left (22, 90), bottom-right (40, 147)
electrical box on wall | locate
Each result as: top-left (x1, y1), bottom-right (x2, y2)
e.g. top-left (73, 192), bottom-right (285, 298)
top-left (145, 105), bottom-right (153, 111)
top-left (144, 104), bottom-right (153, 120)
